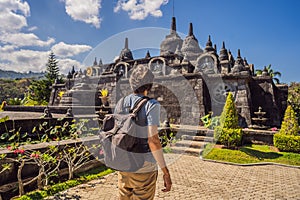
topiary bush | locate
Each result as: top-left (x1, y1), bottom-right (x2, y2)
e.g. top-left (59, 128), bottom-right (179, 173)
top-left (274, 134), bottom-right (300, 153)
top-left (278, 105), bottom-right (299, 136)
top-left (214, 92), bottom-right (243, 147)
top-left (214, 127), bottom-right (243, 147)
top-left (274, 105), bottom-right (300, 152)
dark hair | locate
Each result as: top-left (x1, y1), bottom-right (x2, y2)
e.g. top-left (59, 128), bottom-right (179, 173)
top-left (134, 83), bottom-right (153, 94)
top-left (129, 65), bottom-right (154, 93)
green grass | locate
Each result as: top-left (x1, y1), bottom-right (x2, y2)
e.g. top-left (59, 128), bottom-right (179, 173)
top-left (15, 166), bottom-right (114, 200)
top-left (203, 144), bottom-right (300, 166)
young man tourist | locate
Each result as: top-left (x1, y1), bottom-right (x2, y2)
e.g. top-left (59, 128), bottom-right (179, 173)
top-left (117, 64), bottom-right (172, 199)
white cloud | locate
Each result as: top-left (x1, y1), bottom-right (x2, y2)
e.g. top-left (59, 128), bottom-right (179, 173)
top-left (0, 0), bottom-right (30, 33)
top-left (62, 0), bottom-right (102, 28)
top-left (27, 26), bottom-right (38, 31)
top-left (51, 42), bottom-right (92, 58)
top-left (0, 44), bottom-right (17, 53)
top-left (57, 58), bottom-right (85, 74)
top-left (114, 0), bottom-right (168, 20)
top-left (0, 49), bottom-right (49, 72)
top-left (0, 1), bottom-right (91, 74)
top-left (0, 47), bottom-right (85, 74)
top-left (0, 33), bottom-right (55, 47)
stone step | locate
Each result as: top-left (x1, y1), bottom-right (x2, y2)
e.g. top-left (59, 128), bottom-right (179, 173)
top-left (174, 129), bottom-right (214, 139)
top-left (170, 146), bottom-right (203, 156)
top-left (175, 140), bottom-right (208, 149)
top-left (181, 135), bottom-right (214, 142)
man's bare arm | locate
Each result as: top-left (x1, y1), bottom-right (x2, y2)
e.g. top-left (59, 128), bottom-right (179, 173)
top-left (148, 125), bottom-right (172, 192)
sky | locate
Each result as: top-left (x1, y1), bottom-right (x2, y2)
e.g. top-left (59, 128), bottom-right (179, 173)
top-left (0, 0), bottom-right (299, 84)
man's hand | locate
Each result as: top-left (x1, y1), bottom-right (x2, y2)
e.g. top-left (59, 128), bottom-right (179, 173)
top-left (162, 173), bottom-right (172, 192)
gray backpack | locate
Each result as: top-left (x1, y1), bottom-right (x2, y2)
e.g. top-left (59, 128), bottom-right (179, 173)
top-left (99, 96), bottom-right (150, 172)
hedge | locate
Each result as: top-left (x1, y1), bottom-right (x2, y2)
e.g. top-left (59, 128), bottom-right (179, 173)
top-left (274, 133), bottom-right (300, 153)
top-left (214, 127), bottom-right (243, 147)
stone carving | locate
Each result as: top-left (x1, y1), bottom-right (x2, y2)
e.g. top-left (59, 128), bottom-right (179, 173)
top-left (212, 83), bottom-right (235, 104)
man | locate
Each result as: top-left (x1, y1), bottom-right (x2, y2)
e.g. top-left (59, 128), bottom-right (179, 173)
top-left (117, 64), bottom-right (172, 199)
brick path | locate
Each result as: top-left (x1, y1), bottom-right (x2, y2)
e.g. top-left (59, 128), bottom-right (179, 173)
top-left (47, 153), bottom-right (300, 200)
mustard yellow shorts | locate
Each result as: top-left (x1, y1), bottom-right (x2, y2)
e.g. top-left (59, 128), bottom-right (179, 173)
top-left (118, 170), bottom-right (158, 200)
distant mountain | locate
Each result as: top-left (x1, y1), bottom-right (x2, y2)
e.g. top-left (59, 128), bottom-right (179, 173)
top-left (0, 69), bottom-right (44, 79)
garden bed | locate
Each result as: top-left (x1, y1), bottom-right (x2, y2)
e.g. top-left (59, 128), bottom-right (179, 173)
top-left (0, 135), bottom-right (103, 199)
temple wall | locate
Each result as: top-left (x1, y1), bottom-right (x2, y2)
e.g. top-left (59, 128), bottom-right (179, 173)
top-left (250, 77), bottom-right (283, 127)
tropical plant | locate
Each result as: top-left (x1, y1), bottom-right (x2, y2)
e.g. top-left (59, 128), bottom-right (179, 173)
top-left (31, 119), bottom-right (80, 142)
top-left (201, 112), bottom-right (220, 130)
top-left (214, 92), bottom-right (243, 147)
top-left (255, 64), bottom-right (282, 84)
top-left (7, 97), bottom-right (23, 105)
top-left (0, 154), bottom-right (11, 174)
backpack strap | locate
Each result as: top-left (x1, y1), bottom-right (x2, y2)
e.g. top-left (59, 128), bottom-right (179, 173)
top-left (130, 96), bottom-right (150, 115)
top-left (114, 97), bottom-right (125, 114)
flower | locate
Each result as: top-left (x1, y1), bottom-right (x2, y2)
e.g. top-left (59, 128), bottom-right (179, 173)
top-left (19, 149), bottom-right (25, 154)
top-left (99, 88), bottom-right (109, 97)
top-left (58, 91), bottom-right (65, 98)
top-left (13, 149), bottom-right (25, 154)
top-left (30, 153), bottom-right (40, 158)
top-left (271, 127), bottom-right (278, 131)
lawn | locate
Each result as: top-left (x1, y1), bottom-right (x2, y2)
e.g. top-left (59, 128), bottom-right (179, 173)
top-left (202, 144), bottom-right (300, 166)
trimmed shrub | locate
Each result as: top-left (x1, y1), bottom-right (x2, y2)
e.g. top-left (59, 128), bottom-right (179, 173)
top-left (274, 133), bottom-right (300, 153)
top-left (279, 105), bottom-right (299, 136)
top-left (274, 105), bottom-right (300, 152)
top-left (214, 92), bottom-right (243, 147)
top-left (214, 127), bottom-right (243, 147)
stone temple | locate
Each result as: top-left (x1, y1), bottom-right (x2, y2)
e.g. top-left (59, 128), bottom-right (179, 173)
top-left (52, 17), bottom-right (288, 128)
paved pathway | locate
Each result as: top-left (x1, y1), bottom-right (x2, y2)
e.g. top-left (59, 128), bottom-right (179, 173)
top-left (48, 153), bottom-right (300, 200)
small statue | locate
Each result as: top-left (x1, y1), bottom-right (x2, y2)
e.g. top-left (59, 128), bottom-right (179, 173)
top-left (42, 107), bottom-right (52, 118)
top-left (66, 107), bottom-right (74, 117)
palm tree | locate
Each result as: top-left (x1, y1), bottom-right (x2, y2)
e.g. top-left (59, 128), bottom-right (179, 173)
top-left (255, 64), bottom-right (281, 84)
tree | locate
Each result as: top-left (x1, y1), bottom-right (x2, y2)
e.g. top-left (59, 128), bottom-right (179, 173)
top-left (214, 92), bottom-right (243, 147)
top-left (0, 79), bottom-right (30, 104)
top-left (60, 143), bottom-right (93, 180)
top-left (279, 105), bottom-right (299, 136)
top-left (288, 82), bottom-right (300, 124)
top-left (255, 64), bottom-right (282, 84)
top-left (45, 52), bottom-right (60, 82)
top-left (219, 92), bottom-right (239, 129)
top-left (26, 52), bottom-right (62, 105)
top-left (26, 79), bottom-right (51, 105)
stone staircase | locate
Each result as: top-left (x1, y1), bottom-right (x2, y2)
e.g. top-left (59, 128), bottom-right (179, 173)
top-left (170, 127), bottom-right (214, 156)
